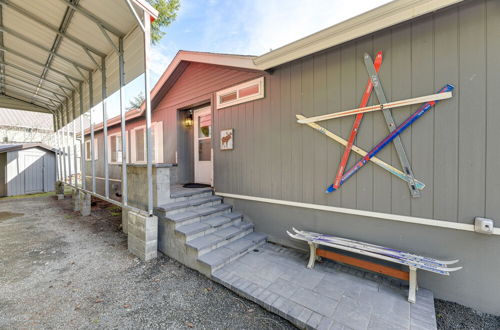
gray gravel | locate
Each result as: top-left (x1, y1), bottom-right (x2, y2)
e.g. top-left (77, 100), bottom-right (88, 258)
top-left (0, 195), bottom-right (295, 329)
top-left (435, 299), bottom-right (500, 330)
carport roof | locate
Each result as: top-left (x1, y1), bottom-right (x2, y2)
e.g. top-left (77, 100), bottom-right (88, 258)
top-left (0, 0), bottom-right (157, 117)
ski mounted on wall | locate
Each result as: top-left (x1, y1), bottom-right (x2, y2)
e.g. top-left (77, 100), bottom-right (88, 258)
top-left (296, 114), bottom-right (425, 190)
top-left (332, 51), bottom-right (383, 192)
top-left (363, 52), bottom-right (420, 197)
top-left (295, 92), bottom-right (452, 124)
top-left (325, 84), bottom-right (455, 193)
top-left (291, 228), bottom-right (459, 267)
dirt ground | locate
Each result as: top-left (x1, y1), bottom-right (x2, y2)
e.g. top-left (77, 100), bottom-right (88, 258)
top-left (0, 195), bottom-right (295, 329)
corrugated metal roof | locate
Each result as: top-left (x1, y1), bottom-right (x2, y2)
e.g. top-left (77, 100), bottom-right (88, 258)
top-left (0, 0), bottom-right (157, 127)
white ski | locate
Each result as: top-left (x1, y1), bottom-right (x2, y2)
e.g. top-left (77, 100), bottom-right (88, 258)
top-left (287, 231), bottom-right (461, 274)
top-left (295, 115), bottom-right (426, 190)
top-left (292, 228), bottom-right (458, 268)
top-left (296, 91), bottom-right (452, 124)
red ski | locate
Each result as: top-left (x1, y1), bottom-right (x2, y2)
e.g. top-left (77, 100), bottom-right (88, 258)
top-left (332, 51), bottom-right (383, 190)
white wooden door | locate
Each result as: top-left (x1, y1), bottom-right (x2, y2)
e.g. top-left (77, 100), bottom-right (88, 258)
top-left (194, 107), bottom-right (213, 185)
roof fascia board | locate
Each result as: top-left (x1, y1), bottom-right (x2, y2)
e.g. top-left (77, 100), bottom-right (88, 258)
top-left (150, 51), bottom-right (258, 100)
top-left (253, 0), bottom-right (463, 70)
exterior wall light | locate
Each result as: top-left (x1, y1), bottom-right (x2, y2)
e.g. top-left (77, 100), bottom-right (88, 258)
top-left (184, 113), bottom-right (193, 128)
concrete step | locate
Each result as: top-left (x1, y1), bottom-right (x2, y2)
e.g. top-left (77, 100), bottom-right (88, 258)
top-left (198, 232), bottom-right (267, 273)
top-left (170, 187), bottom-right (213, 202)
top-left (158, 195), bottom-right (223, 216)
top-left (163, 204), bottom-right (233, 228)
top-left (186, 220), bottom-right (254, 256)
top-left (175, 212), bottom-right (243, 241)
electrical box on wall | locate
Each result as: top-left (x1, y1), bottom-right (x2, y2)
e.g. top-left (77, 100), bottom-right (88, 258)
top-left (474, 217), bottom-right (494, 234)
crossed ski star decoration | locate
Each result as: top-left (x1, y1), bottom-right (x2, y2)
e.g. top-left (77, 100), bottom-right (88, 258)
top-left (297, 52), bottom-right (455, 196)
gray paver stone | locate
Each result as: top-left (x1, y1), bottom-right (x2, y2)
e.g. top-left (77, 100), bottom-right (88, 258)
top-left (368, 315), bottom-right (407, 330)
top-left (297, 308), bottom-right (313, 329)
top-left (290, 287), bottom-right (338, 317)
top-left (262, 292), bottom-right (280, 310)
top-left (332, 296), bottom-right (372, 330)
top-left (306, 312), bottom-right (323, 329)
top-left (317, 316), bottom-right (335, 330)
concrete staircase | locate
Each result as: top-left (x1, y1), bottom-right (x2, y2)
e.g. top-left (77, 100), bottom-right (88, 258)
top-left (155, 187), bottom-right (267, 276)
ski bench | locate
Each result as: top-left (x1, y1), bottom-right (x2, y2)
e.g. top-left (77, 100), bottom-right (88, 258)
top-left (287, 228), bottom-right (462, 303)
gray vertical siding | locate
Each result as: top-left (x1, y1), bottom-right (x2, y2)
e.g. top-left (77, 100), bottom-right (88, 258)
top-left (485, 0), bottom-right (500, 221)
top-left (214, 0), bottom-right (499, 225)
top-left (6, 151), bottom-right (22, 196)
top-left (0, 153), bottom-right (6, 196)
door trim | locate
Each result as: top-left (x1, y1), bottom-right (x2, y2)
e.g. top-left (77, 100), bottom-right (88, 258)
top-left (193, 106), bottom-right (213, 186)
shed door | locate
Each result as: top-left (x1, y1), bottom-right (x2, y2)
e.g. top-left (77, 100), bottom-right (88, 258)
top-left (24, 154), bottom-right (44, 194)
top-left (194, 107), bottom-right (213, 185)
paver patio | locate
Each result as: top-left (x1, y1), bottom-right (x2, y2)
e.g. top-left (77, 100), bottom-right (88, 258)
top-left (213, 243), bottom-right (437, 329)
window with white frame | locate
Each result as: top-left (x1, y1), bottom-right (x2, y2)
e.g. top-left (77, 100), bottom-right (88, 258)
top-left (85, 138), bottom-right (98, 161)
top-left (131, 122), bottom-right (163, 164)
top-left (107, 132), bottom-right (129, 164)
top-left (216, 77), bottom-right (264, 109)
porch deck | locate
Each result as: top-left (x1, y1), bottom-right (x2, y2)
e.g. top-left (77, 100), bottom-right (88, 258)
top-left (213, 243), bottom-right (436, 330)
top-left (170, 184), bottom-right (213, 199)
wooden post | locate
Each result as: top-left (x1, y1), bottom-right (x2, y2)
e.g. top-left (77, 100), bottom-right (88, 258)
top-left (307, 242), bottom-right (318, 269)
top-left (408, 266), bottom-right (417, 303)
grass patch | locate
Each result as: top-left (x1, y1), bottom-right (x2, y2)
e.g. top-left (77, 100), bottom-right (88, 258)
top-left (0, 186), bottom-right (73, 201)
top-left (107, 205), bottom-right (122, 217)
top-left (0, 191), bottom-right (56, 200)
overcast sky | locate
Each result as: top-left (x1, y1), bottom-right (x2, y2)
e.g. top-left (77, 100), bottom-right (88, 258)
top-left (99, 0), bottom-right (393, 123)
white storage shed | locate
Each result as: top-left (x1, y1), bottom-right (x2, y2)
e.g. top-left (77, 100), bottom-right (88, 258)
top-left (0, 143), bottom-right (56, 197)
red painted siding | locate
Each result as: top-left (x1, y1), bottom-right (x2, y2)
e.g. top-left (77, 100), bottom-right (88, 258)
top-left (93, 62), bottom-right (263, 174)
top-left (154, 62), bottom-right (263, 163)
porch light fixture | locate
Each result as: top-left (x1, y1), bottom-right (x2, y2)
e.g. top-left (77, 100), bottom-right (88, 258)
top-left (183, 112), bottom-right (193, 128)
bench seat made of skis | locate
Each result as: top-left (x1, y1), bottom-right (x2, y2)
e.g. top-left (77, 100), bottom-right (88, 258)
top-left (287, 228), bottom-right (462, 303)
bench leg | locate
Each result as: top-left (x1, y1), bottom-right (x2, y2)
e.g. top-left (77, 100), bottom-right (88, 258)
top-left (307, 242), bottom-right (318, 269)
top-left (408, 266), bottom-right (417, 304)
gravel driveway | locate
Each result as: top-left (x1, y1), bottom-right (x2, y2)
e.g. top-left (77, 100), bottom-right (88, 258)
top-left (0, 195), bottom-right (295, 329)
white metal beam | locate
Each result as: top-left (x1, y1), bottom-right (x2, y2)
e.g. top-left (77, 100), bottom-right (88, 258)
top-left (57, 0), bottom-right (125, 37)
top-left (118, 38), bottom-right (127, 205)
top-left (0, 73), bottom-right (67, 99)
top-left (0, 45), bottom-right (83, 83)
top-left (0, 61), bottom-right (73, 91)
top-left (4, 81), bottom-right (61, 104)
top-left (0, 25), bottom-right (93, 71)
top-left (124, 0), bottom-right (144, 32)
top-left (0, 0), bottom-right (106, 58)
top-left (143, 11), bottom-right (153, 215)
top-left (0, 94), bottom-right (52, 112)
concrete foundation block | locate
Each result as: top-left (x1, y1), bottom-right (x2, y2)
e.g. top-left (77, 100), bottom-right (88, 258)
top-left (124, 164), bottom-right (176, 210)
top-left (57, 194), bottom-right (64, 200)
top-left (80, 193), bottom-right (91, 216)
top-left (55, 181), bottom-right (64, 195)
top-left (72, 190), bottom-right (81, 212)
top-left (122, 209), bottom-right (129, 234)
top-left (128, 211), bottom-right (158, 261)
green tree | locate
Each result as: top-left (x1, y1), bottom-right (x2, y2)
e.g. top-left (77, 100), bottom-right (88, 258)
top-left (127, 92), bottom-right (145, 111)
top-left (147, 0), bottom-right (181, 45)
